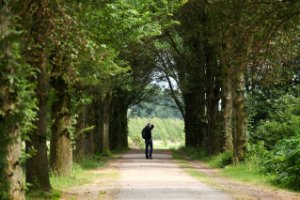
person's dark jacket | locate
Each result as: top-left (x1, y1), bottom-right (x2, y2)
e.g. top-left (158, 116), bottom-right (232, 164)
top-left (144, 124), bottom-right (154, 140)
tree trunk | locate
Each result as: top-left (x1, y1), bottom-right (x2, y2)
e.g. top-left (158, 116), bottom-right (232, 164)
top-left (176, 0), bottom-right (208, 151)
top-left (85, 132), bottom-right (95, 156)
top-left (183, 92), bottom-right (207, 149)
top-left (206, 47), bottom-right (222, 155)
top-left (5, 128), bottom-right (24, 200)
top-left (94, 90), bottom-right (112, 153)
top-left (24, 0), bottom-right (51, 191)
top-left (50, 68), bottom-right (73, 176)
top-left (94, 96), bottom-right (102, 154)
top-left (222, 70), bottom-right (234, 152)
top-left (232, 72), bottom-right (247, 163)
top-left (101, 90), bottom-right (112, 152)
top-left (84, 104), bottom-right (95, 156)
top-left (74, 108), bottom-right (86, 162)
top-left (25, 64), bottom-right (51, 190)
top-left (109, 95), bottom-right (129, 150)
top-left (207, 95), bottom-right (221, 155)
top-left (0, 2), bottom-right (26, 198)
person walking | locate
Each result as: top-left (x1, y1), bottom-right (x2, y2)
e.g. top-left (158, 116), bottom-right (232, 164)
top-left (142, 123), bottom-right (155, 159)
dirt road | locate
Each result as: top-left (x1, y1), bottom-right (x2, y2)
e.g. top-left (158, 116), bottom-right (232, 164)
top-left (61, 149), bottom-right (300, 200)
top-left (112, 149), bottom-right (232, 200)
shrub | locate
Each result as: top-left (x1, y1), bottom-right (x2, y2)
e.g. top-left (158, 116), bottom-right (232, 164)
top-left (246, 142), bottom-right (270, 164)
top-left (129, 134), bottom-right (144, 149)
top-left (177, 146), bottom-right (206, 160)
top-left (252, 94), bottom-right (300, 150)
top-left (263, 138), bottom-right (300, 190)
top-left (208, 151), bottom-right (233, 168)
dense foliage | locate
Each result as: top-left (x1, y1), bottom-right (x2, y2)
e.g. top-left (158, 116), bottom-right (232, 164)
top-left (247, 87), bottom-right (300, 190)
top-left (264, 138), bottom-right (300, 190)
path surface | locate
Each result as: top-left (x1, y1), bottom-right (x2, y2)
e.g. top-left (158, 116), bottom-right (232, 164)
top-left (61, 149), bottom-right (300, 200)
top-left (112, 149), bottom-right (232, 200)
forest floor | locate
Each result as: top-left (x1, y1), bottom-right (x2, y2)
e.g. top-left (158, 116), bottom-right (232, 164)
top-left (60, 149), bottom-right (300, 200)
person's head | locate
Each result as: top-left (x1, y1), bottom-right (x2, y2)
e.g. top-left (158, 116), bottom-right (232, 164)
top-left (145, 123), bottom-right (150, 127)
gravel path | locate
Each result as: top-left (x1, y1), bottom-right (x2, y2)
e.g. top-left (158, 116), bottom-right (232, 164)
top-left (113, 149), bottom-right (232, 200)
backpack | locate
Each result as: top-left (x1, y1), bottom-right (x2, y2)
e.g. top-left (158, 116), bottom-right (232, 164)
top-left (141, 128), bottom-right (147, 139)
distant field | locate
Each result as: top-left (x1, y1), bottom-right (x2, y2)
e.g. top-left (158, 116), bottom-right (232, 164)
top-left (128, 117), bottom-right (185, 149)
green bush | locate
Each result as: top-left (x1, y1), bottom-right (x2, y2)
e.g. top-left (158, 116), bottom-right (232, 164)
top-left (129, 134), bottom-right (144, 149)
top-left (249, 92), bottom-right (300, 191)
top-left (253, 94), bottom-right (300, 150)
top-left (176, 146), bottom-right (233, 168)
top-left (246, 142), bottom-right (270, 163)
top-left (263, 138), bottom-right (300, 190)
top-left (177, 146), bottom-right (206, 160)
top-left (208, 151), bottom-right (233, 168)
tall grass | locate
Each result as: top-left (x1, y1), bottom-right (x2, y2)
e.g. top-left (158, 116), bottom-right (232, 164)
top-left (50, 154), bottom-right (116, 189)
top-left (26, 158), bottom-right (108, 200)
top-left (174, 147), bottom-right (275, 187)
top-left (221, 162), bottom-right (274, 186)
top-left (128, 117), bottom-right (185, 149)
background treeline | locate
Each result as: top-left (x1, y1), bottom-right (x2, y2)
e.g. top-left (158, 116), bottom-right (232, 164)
top-left (128, 89), bottom-right (184, 149)
top-left (128, 117), bottom-right (184, 149)
top-left (128, 89), bottom-right (183, 119)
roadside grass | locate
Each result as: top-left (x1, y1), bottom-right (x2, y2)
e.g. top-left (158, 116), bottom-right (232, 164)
top-left (26, 150), bottom-right (123, 200)
top-left (50, 160), bottom-right (105, 189)
top-left (50, 152), bottom-right (115, 189)
top-left (26, 190), bottom-right (61, 200)
top-left (173, 147), bottom-right (275, 187)
top-left (172, 149), bottom-right (216, 185)
top-left (221, 162), bottom-right (275, 186)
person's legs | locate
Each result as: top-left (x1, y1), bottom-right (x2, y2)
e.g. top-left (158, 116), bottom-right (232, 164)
top-left (145, 139), bottom-right (149, 159)
top-left (149, 139), bottom-right (153, 159)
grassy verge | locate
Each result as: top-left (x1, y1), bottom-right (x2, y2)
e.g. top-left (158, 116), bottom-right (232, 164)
top-left (50, 157), bottom-right (108, 189)
top-left (173, 147), bottom-right (275, 187)
top-left (26, 190), bottom-right (61, 200)
top-left (27, 150), bottom-right (123, 200)
top-left (172, 149), bottom-right (216, 185)
top-left (220, 162), bottom-right (275, 186)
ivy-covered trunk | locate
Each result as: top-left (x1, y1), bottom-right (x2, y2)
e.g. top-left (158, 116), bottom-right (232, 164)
top-left (50, 66), bottom-right (73, 176)
top-left (0, 2), bottom-right (25, 199)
